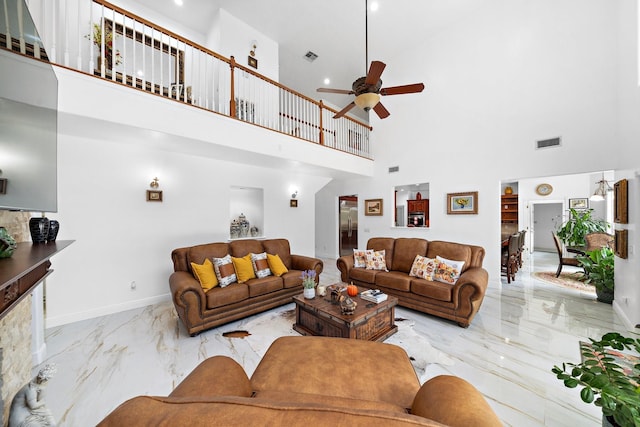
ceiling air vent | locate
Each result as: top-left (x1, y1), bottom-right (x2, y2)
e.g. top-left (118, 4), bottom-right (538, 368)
top-left (536, 137), bottom-right (561, 149)
top-left (304, 51), bottom-right (318, 62)
top-left (388, 166), bottom-right (399, 173)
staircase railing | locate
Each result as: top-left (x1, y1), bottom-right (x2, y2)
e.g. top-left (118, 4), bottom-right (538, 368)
top-left (4, 0), bottom-right (372, 159)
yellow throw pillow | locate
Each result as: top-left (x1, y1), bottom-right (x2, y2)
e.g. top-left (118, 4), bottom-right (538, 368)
top-left (190, 258), bottom-right (218, 291)
top-left (232, 254), bottom-right (256, 283)
top-left (267, 253), bottom-right (289, 276)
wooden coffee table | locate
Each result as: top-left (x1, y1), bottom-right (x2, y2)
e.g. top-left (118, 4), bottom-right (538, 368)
top-left (292, 286), bottom-right (398, 342)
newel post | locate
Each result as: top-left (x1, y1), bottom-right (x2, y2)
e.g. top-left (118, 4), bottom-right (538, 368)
top-left (229, 56), bottom-right (236, 117)
top-left (318, 100), bottom-right (325, 146)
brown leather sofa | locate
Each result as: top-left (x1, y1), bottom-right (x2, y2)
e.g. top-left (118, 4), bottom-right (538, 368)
top-left (170, 238), bottom-right (323, 336)
top-left (98, 336), bottom-right (502, 426)
top-left (337, 237), bottom-right (488, 327)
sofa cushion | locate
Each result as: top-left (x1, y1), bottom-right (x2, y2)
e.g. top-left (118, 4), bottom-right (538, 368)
top-left (190, 258), bottom-right (219, 291)
top-left (246, 276), bottom-right (283, 297)
top-left (262, 239), bottom-right (293, 269)
top-left (353, 249), bottom-right (373, 268)
top-left (409, 255), bottom-right (437, 281)
top-left (365, 250), bottom-right (389, 271)
top-left (253, 390), bottom-right (407, 414)
top-left (392, 238), bottom-right (429, 273)
top-left (411, 279), bottom-right (453, 302)
top-left (350, 266), bottom-right (380, 284)
top-left (251, 252), bottom-right (272, 278)
top-left (213, 255), bottom-right (237, 287)
top-left (426, 241), bottom-right (472, 273)
top-left (205, 283), bottom-right (249, 309)
top-left (281, 270), bottom-right (303, 289)
top-left (434, 256), bottom-right (465, 285)
top-left (232, 254), bottom-right (257, 283)
top-left (187, 243), bottom-right (230, 269)
top-left (229, 239), bottom-right (265, 258)
top-left (376, 271), bottom-right (412, 292)
top-left (267, 253), bottom-right (289, 276)
top-left (367, 238), bottom-right (395, 269)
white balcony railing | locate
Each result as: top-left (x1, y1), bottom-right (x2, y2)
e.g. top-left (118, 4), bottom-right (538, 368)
top-left (3, 0), bottom-right (373, 159)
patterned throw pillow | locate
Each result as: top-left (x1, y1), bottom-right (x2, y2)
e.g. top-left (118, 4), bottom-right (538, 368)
top-left (353, 249), bottom-right (373, 268)
top-left (433, 255), bottom-right (466, 285)
top-left (365, 250), bottom-right (388, 271)
top-left (212, 255), bottom-right (237, 287)
top-left (409, 255), bottom-right (437, 280)
top-left (251, 252), bottom-right (272, 278)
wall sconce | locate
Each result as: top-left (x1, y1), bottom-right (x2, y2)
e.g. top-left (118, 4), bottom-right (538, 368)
top-left (291, 190), bottom-right (298, 199)
top-left (147, 177), bottom-right (163, 202)
top-left (248, 40), bottom-right (258, 69)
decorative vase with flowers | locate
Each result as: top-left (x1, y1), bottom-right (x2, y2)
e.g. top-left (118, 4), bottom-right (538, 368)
top-left (301, 270), bottom-right (316, 299)
top-left (86, 22), bottom-right (122, 70)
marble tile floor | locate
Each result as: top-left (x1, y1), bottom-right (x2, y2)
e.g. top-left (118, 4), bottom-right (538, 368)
top-left (37, 252), bottom-right (632, 426)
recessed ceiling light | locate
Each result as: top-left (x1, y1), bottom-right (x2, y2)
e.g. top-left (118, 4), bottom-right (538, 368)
top-left (175, 0), bottom-right (183, 5)
top-left (370, 2), bottom-right (379, 12)
top-left (137, 70), bottom-right (144, 77)
top-left (323, 78), bottom-right (330, 85)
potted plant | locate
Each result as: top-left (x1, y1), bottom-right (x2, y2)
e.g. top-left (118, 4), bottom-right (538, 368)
top-left (578, 247), bottom-right (615, 303)
top-left (301, 270), bottom-right (316, 299)
top-left (557, 208), bottom-right (609, 247)
top-left (552, 332), bottom-right (640, 427)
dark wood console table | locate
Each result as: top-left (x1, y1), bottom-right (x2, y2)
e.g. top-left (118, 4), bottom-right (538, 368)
top-left (0, 240), bottom-right (73, 321)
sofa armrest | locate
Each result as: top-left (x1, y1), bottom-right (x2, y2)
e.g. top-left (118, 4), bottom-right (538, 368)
top-left (169, 271), bottom-right (207, 334)
top-left (336, 255), bottom-right (354, 282)
top-left (290, 255), bottom-right (323, 279)
top-left (411, 375), bottom-right (502, 427)
top-left (452, 267), bottom-right (488, 301)
top-left (169, 356), bottom-right (252, 398)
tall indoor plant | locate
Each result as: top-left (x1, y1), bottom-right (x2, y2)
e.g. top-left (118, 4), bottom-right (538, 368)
top-left (552, 332), bottom-right (640, 427)
top-left (557, 208), bottom-right (609, 247)
top-left (578, 247), bottom-right (615, 303)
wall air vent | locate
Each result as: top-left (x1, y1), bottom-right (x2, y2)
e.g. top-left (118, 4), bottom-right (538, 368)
top-left (388, 166), bottom-right (399, 173)
top-left (304, 51), bottom-right (318, 62)
top-left (536, 137), bottom-right (561, 149)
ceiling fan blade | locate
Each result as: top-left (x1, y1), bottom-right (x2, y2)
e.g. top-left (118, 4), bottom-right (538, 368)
top-left (365, 61), bottom-right (386, 85)
top-left (373, 102), bottom-right (390, 119)
top-left (317, 87), bottom-right (355, 95)
top-left (380, 83), bottom-right (425, 96)
top-left (333, 102), bottom-right (356, 119)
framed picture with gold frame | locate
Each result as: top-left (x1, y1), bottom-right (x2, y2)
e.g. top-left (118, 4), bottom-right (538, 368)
top-left (364, 198), bottom-right (383, 216)
top-left (146, 190), bottom-right (163, 202)
top-left (447, 191), bottom-right (478, 214)
top-left (614, 179), bottom-right (628, 224)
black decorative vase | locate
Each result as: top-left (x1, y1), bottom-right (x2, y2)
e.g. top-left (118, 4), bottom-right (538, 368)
top-left (47, 220), bottom-right (59, 242)
top-left (29, 217), bottom-right (50, 243)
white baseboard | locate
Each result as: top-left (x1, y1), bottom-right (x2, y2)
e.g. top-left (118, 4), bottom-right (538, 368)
top-left (45, 293), bottom-right (172, 328)
top-left (613, 300), bottom-right (639, 333)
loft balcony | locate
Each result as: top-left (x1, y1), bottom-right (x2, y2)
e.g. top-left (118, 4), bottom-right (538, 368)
top-left (1, 0), bottom-right (374, 177)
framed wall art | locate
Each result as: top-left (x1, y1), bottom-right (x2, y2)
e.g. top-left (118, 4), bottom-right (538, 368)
top-left (447, 191), bottom-right (478, 215)
top-left (569, 198), bottom-right (589, 210)
top-left (146, 190), bottom-right (163, 202)
top-left (364, 198), bottom-right (383, 216)
top-left (614, 179), bottom-right (628, 224)
top-left (614, 229), bottom-right (628, 259)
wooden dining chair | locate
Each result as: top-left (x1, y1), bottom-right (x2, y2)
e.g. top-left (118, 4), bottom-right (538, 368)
top-left (552, 232), bottom-right (581, 277)
top-left (501, 233), bottom-right (520, 283)
top-left (517, 230), bottom-right (527, 267)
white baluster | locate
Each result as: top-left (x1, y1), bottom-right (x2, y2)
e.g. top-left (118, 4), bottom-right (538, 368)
top-left (3, 0), bottom-right (11, 49)
top-left (16, 0), bottom-right (25, 54)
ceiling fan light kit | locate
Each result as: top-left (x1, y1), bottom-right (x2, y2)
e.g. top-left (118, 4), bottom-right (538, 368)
top-left (317, 0), bottom-right (425, 119)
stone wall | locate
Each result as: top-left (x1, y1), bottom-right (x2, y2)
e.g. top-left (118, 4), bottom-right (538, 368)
top-left (0, 211), bottom-right (32, 425)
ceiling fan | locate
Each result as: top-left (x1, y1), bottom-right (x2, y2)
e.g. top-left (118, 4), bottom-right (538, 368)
top-left (317, 1), bottom-right (425, 119)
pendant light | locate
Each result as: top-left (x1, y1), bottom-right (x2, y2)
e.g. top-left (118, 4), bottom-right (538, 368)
top-left (590, 172), bottom-right (612, 201)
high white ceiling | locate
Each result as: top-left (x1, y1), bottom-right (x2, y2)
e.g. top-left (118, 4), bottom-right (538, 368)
top-left (132, 0), bottom-right (489, 119)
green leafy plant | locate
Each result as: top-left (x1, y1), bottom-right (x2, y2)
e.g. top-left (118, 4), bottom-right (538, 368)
top-left (557, 208), bottom-right (609, 246)
top-left (552, 332), bottom-right (640, 427)
top-left (578, 247), bottom-right (615, 291)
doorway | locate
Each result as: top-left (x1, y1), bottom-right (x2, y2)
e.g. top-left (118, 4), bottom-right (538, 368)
top-left (530, 201), bottom-right (563, 252)
top-left (339, 196), bottom-right (358, 256)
